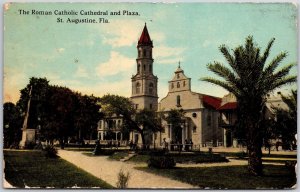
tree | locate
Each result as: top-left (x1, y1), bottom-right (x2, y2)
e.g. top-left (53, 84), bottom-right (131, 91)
top-left (135, 109), bottom-right (163, 148)
top-left (44, 86), bottom-right (78, 148)
top-left (3, 102), bottom-right (22, 148)
top-left (17, 77), bottom-right (50, 132)
top-left (281, 90), bottom-right (297, 121)
top-left (73, 94), bottom-right (102, 141)
top-left (100, 94), bottom-right (162, 149)
top-left (163, 109), bottom-right (185, 142)
top-left (273, 90), bottom-right (297, 150)
top-left (14, 77), bottom-right (102, 148)
top-left (201, 36), bottom-right (296, 175)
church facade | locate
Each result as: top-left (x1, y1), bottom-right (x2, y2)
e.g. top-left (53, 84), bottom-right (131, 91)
top-left (158, 65), bottom-right (223, 147)
top-left (128, 24), bottom-right (224, 147)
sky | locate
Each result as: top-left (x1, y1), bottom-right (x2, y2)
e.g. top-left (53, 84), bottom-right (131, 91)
top-left (4, 2), bottom-right (298, 103)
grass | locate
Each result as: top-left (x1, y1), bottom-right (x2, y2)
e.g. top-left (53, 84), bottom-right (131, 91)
top-left (128, 152), bottom-right (228, 164)
top-left (108, 151), bottom-right (129, 161)
top-left (64, 148), bottom-right (94, 152)
top-left (4, 150), bottom-right (113, 188)
top-left (216, 151), bottom-right (297, 159)
top-left (129, 155), bottom-right (150, 163)
top-left (136, 164), bottom-right (296, 189)
top-left (229, 157), bottom-right (297, 164)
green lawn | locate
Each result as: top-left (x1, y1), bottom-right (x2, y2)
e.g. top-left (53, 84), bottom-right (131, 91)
top-left (136, 164), bottom-right (296, 189)
top-left (108, 151), bottom-right (129, 161)
top-left (216, 151), bottom-right (297, 159)
top-left (4, 150), bottom-right (113, 188)
top-left (129, 152), bottom-right (228, 164)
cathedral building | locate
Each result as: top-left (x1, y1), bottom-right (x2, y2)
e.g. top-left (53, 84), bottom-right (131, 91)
top-left (158, 64), bottom-right (223, 147)
top-left (129, 24), bottom-right (224, 147)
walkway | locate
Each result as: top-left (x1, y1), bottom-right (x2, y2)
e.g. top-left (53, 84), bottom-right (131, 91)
top-left (58, 150), bottom-right (196, 189)
top-left (58, 149), bottom-right (296, 188)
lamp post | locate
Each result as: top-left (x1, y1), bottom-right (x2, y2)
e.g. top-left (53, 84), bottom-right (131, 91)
top-left (37, 117), bottom-right (41, 145)
top-left (4, 124), bottom-right (9, 148)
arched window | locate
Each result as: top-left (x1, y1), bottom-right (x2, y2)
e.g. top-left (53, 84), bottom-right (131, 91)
top-left (143, 65), bottom-right (145, 71)
top-left (149, 64), bottom-right (152, 72)
top-left (137, 64), bottom-right (140, 73)
top-left (136, 82), bottom-right (141, 94)
top-left (177, 82), bottom-right (180, 88)
top-left (176, 95), bottom-right (181, 106)
top-left (138, 50), bottom-right (141, 57)
top-left (171, 83), bottom-right (174, 89)
top-left (149, 83), bottom-right (154, 94)
top-left (183, 81), bottom-right (186, 87)
top-left (177, 74), bottom-right (180, 79)
top-left (143, 49), bottom-right (147, 57)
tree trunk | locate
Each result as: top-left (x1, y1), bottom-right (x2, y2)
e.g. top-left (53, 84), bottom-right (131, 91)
top-left (60, 137), bottom-right (65, 149)
top-left (247, 119), bottom-right (264, 176)
top-left (239, 98), bottom-right (265, 176)
top-left (247, 142), bottom-right (263, 176)
top-left (140, 130), bottom-right (146, 150)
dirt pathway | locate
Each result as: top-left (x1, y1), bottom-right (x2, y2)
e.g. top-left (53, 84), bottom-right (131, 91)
top-left (58, 150), bottom-right (196, 189)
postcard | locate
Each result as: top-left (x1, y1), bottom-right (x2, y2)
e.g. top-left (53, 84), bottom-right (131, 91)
top-left (3, 2), bottom-right (297, 189)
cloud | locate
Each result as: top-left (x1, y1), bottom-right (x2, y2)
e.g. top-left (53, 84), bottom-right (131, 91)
top-left (3, 67), bottom-right (27, 103)
top-left (96, 51), bottom-right (135, 77)
top-left (75, 65), bottom-right (88, 78)
top-left (159, 58), bottom-right (184, 64)
top-left (155, 46), bottom-right (186, 64)
top-left (151, 32), bottom-right (165, 43)
top-left (71, 80), bottom-right (131, 98)
top-left (101, 19), bottom-right (143, 47)
top-left (202, 40), bottom-right (211, 48)
top-left (56, 48), bottom-right (65, 53)
top-left (100, 19), bottom-right (165, 48)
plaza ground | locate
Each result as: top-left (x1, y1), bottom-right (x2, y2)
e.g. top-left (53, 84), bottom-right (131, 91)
top-left (4, 147), bottom-right (296, 189)
top-left (58, 147), bottom-right (296, 189)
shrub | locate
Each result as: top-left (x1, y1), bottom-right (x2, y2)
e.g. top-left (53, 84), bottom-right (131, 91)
top-left (147, 155), bottom-right (176, 169)
top-left (116, 169), bottom-right (130, 188)
top-left (109, 152), bottom-right (129, 161)
top-left (285, 161), bottom-right (297, 176)
top-left (237, 151), bottom-right (247, 159)
top-left (43, 145), bottom-right (58, 158)
top-left (25, 142), bottom-right (36, 149)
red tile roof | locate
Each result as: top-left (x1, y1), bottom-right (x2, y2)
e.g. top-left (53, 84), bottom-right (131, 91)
top-left (138, 24), bottom-right (152, 46)
top-left (218, 102), bottom-right (237, 110)
top-left (202, 95), bottom-right (222, 109)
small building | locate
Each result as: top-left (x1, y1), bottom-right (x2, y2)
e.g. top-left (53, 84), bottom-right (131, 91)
top-left (218, 93), bottom-right (238, 147)
top-left (218, 92), bottom-right (289, 147)
top-left (97, 115), bottom-right (129, 145)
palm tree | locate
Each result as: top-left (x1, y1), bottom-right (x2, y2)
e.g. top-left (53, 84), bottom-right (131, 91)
top-left (201, 36), bottom-right (296, 176)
